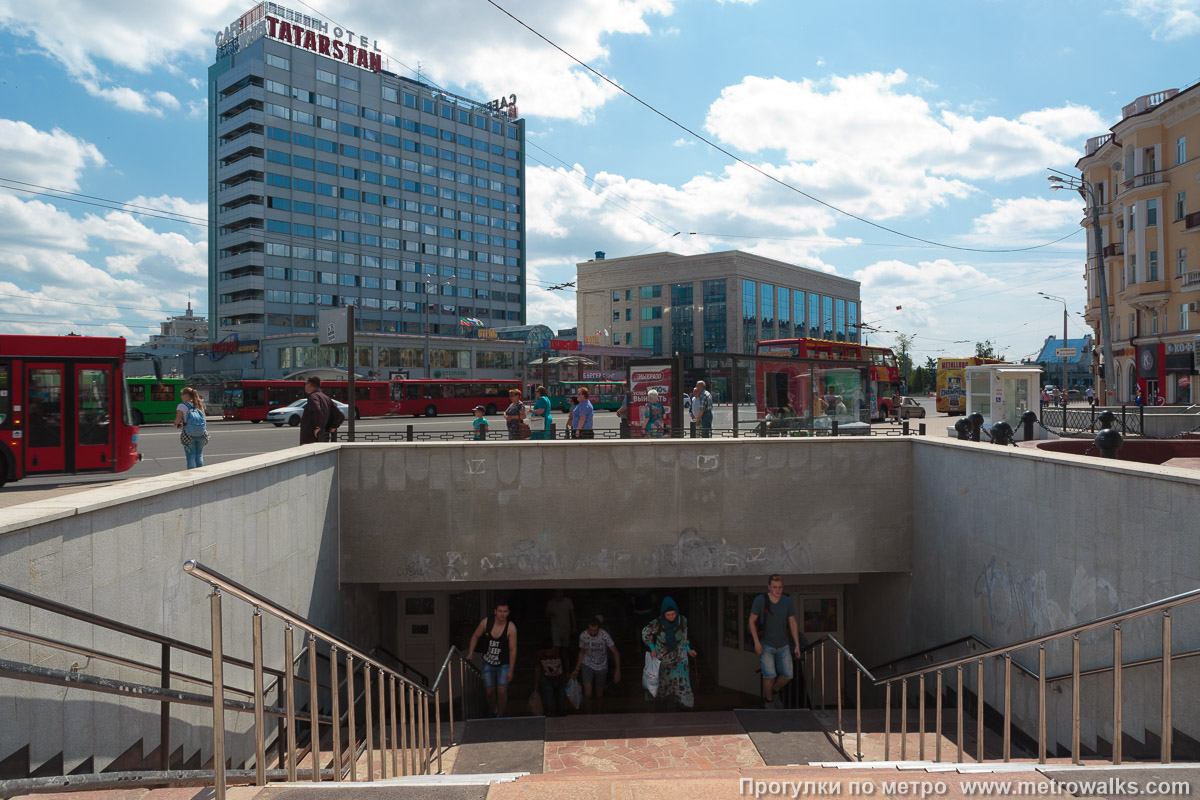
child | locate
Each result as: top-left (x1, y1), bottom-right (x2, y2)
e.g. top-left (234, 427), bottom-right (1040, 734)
top-left (472, 406), bottom-right (489, 440)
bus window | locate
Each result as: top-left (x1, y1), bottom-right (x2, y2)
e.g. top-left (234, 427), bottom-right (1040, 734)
top-left (129, 384), bottom-right (146, 402)
top-left (150, 383), bottom-right (176, 402)
top-left (29, 368), bottom-right (63, 448)
top-left (0, 362), bottom-right (9, 427)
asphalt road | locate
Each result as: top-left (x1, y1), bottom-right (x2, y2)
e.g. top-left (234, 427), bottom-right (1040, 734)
top-left (1, 397), bottom-right (951, 509)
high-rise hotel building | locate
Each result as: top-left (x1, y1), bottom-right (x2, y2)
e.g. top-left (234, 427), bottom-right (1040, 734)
top-left (209, 2), bottom-right (526, 340)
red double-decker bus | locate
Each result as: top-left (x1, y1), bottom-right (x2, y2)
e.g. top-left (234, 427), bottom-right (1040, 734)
top-left (221, 379), bottom-right (391, 421)
top-left (0, 335), bottom-right (141, 487)
top-left (390, 378), bottom-right (520, 417)
top-left (756, 337), bottom-right (900, 421)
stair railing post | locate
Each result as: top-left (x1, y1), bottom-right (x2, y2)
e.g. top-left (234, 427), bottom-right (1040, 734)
top-left (1003, 654), bottom-right (1011, 762)
top-left (160, 642), bottom-right (171, 771)
top-left (284, 623), bottom-right (297, 782)
top-left (976, 658), bottom-right (984, 763)
top-left (1162, 610), bottom-right (1172, 763)
top-left (884, 681), bottom-right (891, 760)
top-left (329, 646), bottom-right (341, 781)
top-left (308, 634), bottom-right (321, 782)
top-left (918, 674), bottom-right (926, 761)
top-left (855, 670), bottom-right (863, 761)
top-left (1037, 645), bottom-right (1046, 765)
top-left (836, 649), bottom-right (844, 750)
top-left (956, 665), bottom-right (964, 763)
top-left (1113, 623), bottom-right (1122, 765)
top-left (935, 670), bottom-right (943, 763)
top-left (1071, 634), bottom-right (1081, 765)
top-left (390, 676), bottom-right (400, 778)
top-left (435, 688), bottom-right (443, 774)
top-left (252, 609), bottom-right (266, 786)
top-left (346, 653), bottom-right (357, 781)
top-left (378, 668), bottom-right (388, 779)
top-left (209, 587), bottom-right (227, 800)
top-left (900, 677), bottom-right (908, 761)
top-left (364, 663), bottom-right (375, 780)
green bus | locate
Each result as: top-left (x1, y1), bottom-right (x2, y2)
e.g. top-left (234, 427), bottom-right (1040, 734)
top-left (547, 381), bottom-right (626, 413)
top-left (127, 375), bottom-right (186, 425)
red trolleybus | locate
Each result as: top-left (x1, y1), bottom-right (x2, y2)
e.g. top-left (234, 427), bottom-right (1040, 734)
top-left (756, 337), bottom-right (900, 421)
top-left (0, 335), bottom-right (141, 487)
top-left (221, 379), bottom-right (392, 421)
top-left (390, 378), bottom-right (520, 417)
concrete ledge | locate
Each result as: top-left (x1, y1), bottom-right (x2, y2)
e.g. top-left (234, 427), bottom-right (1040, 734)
top-left (0, 444), bottom-right (340, 537)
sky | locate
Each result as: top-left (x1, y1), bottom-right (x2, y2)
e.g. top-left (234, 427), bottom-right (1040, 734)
top-left (0, 0), bottom-right (1198, 364)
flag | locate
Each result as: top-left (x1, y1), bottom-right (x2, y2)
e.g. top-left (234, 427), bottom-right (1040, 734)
top-left (459, 317), bottom-right (483, 327)
top-left (603, 329), bottom-right (609, 336)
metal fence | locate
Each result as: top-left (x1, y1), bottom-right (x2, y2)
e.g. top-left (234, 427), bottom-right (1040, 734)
top-left (333, 421), bottom-right (928, 443)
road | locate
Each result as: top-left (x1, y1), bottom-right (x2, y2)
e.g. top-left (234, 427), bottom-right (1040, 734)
top-left (1, 398), bottom-right (953, 509)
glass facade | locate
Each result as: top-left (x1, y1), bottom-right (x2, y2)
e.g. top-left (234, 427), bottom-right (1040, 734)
top-left (847, 301), bottom-right (859, 343)
top-left (809, 294), bottom-right (820, 338)
top-left (794, 291), bottom-right (805, 337)
top-left (640, 325), bottom-right (663, 354)
top-left (822, 296), bottom-right (834, 340)
top-left (835, 298), bottom-right (846, 341)
top-left (702, 279), bottom-right (727, 353)
top-left (760, 283), bottom-right (774, 340)
top-left (778, 287), bottom-right (791, 338)
top-left (671, 283), bottom-right (694, 355)
top-left (742, 279), bottom-right (757, 354)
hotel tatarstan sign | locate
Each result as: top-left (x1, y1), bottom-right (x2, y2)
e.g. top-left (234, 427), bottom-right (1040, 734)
top-left (216, 2), bottom-right (383, 72)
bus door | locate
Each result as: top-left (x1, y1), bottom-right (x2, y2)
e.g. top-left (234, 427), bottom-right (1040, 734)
top-left (24, 363), bottom-right (66, 473)
top-left (74, 364), bottom-right (114, 470)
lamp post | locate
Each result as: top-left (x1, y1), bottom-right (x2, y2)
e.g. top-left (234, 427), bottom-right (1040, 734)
top-left (422, 278), bottom-right (454, 377)
top-left (1049, 171), bottom-right (1113, 404)
top-left (1039, 292), bottom-right (1069, 398)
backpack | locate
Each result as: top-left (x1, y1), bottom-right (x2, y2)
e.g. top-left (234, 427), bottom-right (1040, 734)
top-left (183, 403), bottom-right (206, 436)
top-left (326, 401), bottom-right (345, 431)
top-left (753, 594), bottom-right (771, 640)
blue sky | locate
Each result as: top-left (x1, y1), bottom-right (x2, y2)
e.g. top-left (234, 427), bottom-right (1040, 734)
top-left (0, 0), bottom-right (1198, 362)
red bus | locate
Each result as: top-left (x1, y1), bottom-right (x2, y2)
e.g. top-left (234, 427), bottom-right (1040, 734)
top-left (756, 337), bottom-right (900, 421)
top-left (221, 379), bottom-right (391, 421)
top-left (0, 335), bottom-right (141, 487)
top-left (390, 378), bottom-right (520, 417)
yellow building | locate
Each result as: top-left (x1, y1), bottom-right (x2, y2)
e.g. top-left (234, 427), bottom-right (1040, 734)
top-left (1077, 85), bottom-right (1200, 404)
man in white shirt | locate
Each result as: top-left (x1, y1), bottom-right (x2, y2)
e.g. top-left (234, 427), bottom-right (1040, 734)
top-left (572, 617), bottom-right (621, 713)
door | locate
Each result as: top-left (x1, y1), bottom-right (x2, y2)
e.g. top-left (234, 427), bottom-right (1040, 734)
top-left (74, 364), bottom-right (114, 470)
top-left (398, 593), bottom-right (446, 682)
top-left (25, 363), bottom-right (66, 473)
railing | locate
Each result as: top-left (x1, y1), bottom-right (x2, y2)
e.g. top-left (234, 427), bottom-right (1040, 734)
top-left (1102, 242), bottom-right (1123, 257)
top-left (1121, 169), bottom-right (1164, 191)
top-left (0, 582), bottom-right (306, 794)
top-left (1038, 404), bottom-right (1143, 436)
top-left (873, 586), bottom-right (1200, 765)
top-left (1186, 211), bottom-right (1200, 231)
top-left (183, 560), bottom-right (481, 799)
top-left (801, 635), bottom-right (876, 761)
top-left (333, 421), bottom-right (928, 442)
top-left (1121, 89), bottom-right (1179, 119)
top-left (1085, 134), bottom-right (1113, 156)
top-left (1183, 271), bottom-right (1200, 287)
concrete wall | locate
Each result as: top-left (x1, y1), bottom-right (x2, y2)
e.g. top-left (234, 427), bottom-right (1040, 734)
top-left (0, 445), bottom-right (379, 776)
top-left (851, 438), bottom-right (1200, 758)
top-left (338, 438), bottom-right (913, 586)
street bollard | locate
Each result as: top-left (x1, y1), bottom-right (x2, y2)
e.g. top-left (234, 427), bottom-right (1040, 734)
top-left (551, 423), bottom-right (557, 439)
top-left (918, 423), bottom-right (926, 436)
top-left (1095, 427), bottom-right (1123, 459)
top-left (902, 420), bottom-right (910, 436)
top-left (1021, 410), bottom-right (1037, 442)
top-left (406, 424), bottom-right (414, 442)
top-left (990, 421), bottom-right (1013, 446)
top-left (968, 413), bottom-right (984, 443)
top-left (954, 418), bottom-right (971, 440)
top-left (832, 420), bottom-right (839, 436)
top-left (1098, 410), bottom-right (1116, 431)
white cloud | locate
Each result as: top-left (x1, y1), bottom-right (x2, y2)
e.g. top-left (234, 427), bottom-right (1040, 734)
top-left (660, 26), bottom-right (680, 36)
top-left (815, 57), bottom-right (825, 67)
top-left (0, 118), bottom-right (105, 190)
top-left (153, 90), bottom-right (181, 110)
top-left (1120, 0), bottom-right (1200, 39)
top-left (970, 197), bottom-right (1083, 243)
top-left (854, 258), bottom-right (1003, 330)
top-left (672, 138), bottom-right (695, 147)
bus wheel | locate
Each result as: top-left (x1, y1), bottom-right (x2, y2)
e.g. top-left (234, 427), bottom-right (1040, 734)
top-left (251, 419), bottom-right (262, 423)
top-left (0, 459), bottom-right (7, 489)
top-left (355, 408), bottom-right (362, 419)
top-left (288, 416), bottom-right (301, 427)
top-left (485, 404), bottom-right (497, 416)
top-left (424, 405), bottom-right (438, 418)
top-left (132, 409), bottom-right (144, 426)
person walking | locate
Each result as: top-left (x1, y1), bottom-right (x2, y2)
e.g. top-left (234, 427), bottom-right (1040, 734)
top-left (572, 616), bottom-right (621, 713)
top-left (466, 600), bottom-right (518, 717)
top-left (534, 640), bottom-right (570, 717)
top-left (545, 588), bottom-right (576, 649)
top-left (644, 389), bottom-right (666, 438)
top-left (300, 377), bottom-right (332, 444)
top-left (504, 388), bottom-right (527, 440)
top-left (748, 574), bottom-right (804, 709)
top-left (174, 387), bottom-right (209, 470)
top-left (641, 596), bottom-right (696, 710)
top-left (1086, 386), bottom-right (1095, 407)
top-left (691, 381), bottom-right (713, 437)
top-left (572, 387), bottom-right (595, 439)
top-left (530, 385), bottom-right (554, 440)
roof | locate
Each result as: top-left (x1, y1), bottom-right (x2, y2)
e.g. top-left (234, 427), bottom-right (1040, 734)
top-left (1035, 337), bottom-right (1092, 365)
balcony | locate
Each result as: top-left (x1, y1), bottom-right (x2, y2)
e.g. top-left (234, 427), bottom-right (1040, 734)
top-left (1121, 89), bottom-right (1179, 119)
top-left (1183, 271), bottom-right (1200, 288)
top-left (1120, 169), bottom-right (1165, 194)
top-left (218, 156), bottom-right (264, 185)
top-left (1185, 211), bottom-right (1200, 232)
top-left (217, 83), bottom-right (264, 117)
top-left (1124, 279), bottom-right (1170, 303)
top-left (1102, 242), bottom-right (1124, 257)
top-left (1085, 134), bottom-right (1114, 157)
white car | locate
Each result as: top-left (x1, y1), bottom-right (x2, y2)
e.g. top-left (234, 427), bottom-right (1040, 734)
top-left (267, 397), bottom-right (351, 427)
top-left (897, 396), bottom-right (926, 419)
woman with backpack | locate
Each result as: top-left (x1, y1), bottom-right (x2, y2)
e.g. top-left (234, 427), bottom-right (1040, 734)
top-left (174, 387), bottom-right (209, 469)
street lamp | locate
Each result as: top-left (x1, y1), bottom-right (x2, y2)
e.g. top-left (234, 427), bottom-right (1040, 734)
top-left (1048, 170), bottom-right (1113, 403)
top-left (422, 277), bottom-right (454, 376)
top-left (1038, 292), bottom-right (1070, 397)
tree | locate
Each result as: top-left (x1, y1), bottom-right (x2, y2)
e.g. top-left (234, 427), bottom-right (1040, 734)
top-left (894, 334), bottom-right (914, 391)
top-left (975, 339), bottom-right (1005, 360)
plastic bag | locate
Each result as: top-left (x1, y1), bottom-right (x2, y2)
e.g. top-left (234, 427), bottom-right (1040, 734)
top-left (566, 676), bottom-right (583, 709)
top-left (528, 690), bottom-right (544, 716)
top-left (642, 651), bottom-right (661, 697)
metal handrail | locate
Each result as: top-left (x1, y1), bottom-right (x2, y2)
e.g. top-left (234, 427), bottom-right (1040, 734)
top-left (183, 559), bottom-right (450, 800)
top-left (799, 635), bottom-right (869, 761)
top-left (869, 585), bottom-right (1200, 768)
top-left (870, 634), bottom-right (1039, 682)
top-left (371, 643), bottom-right (429, 685)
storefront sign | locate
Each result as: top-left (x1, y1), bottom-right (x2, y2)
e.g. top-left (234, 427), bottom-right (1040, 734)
top-left (549, 339), bottom-right (579, 351)
top-left (433, 369), bottom-right (468, 378)
top-left (1166, 341), bottom-right (1195, 354)
top-left (1137, 344), bottom-right (1159, 378)
top-left (486, 94), bottom-right (519, 119)
top-left (202, 334), bottom-right (260, 362)
top-left (583, 371), bottom-right (621, 381)
top-left (477, 328), bottom-right (498, 340)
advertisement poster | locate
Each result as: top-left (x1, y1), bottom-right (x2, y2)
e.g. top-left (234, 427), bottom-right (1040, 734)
top-left (629, 363), bottom-right (672, 438)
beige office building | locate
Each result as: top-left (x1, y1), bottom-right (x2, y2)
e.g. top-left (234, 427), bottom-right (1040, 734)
top-left (576, 250), bottom-right (861, 357)
top-left (1078, 84), bottom-right (1200, 403)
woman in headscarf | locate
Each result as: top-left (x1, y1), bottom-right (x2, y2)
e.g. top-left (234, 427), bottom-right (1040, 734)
top-left (641, 596), bottom-right (696, 710)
